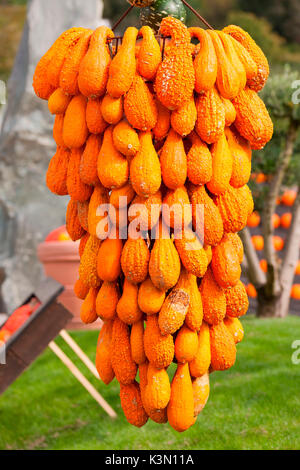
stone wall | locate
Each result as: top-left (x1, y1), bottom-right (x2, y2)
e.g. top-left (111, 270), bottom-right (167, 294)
top-left (0, 0), bottom-right (107, 311)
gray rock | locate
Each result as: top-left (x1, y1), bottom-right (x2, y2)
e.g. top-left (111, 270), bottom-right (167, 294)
top-left (0, 0), bottom-right (107, 311)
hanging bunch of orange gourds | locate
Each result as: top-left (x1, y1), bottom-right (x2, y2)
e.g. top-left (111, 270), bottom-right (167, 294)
top-left (33, 12), bottom-right (273, 432)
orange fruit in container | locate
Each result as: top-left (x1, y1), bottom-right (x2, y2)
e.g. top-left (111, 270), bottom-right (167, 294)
top-left (281, 190), bottom-right (297, 207)
top-left (247, 211), bottom-right (260, 228)
top-left (280, 212), bottom-right (292, 229)
top-left (247, 283), bottom-right (257, 298)
top-left (273, 236), bottom-right (284, 251)
top-left (291, 284), bottom-right (300, 300)
top-left (251, 235), bottom-right (264, 251)
top-left (295, 261), bottom-right (300, 276)
top-left (260, 259), bottom-right (267, 273)
top-left (272, 213), bottom-right (280, 229)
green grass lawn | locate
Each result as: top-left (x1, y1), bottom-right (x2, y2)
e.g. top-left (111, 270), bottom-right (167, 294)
top-left (0, 315), bottom-right (299, 450)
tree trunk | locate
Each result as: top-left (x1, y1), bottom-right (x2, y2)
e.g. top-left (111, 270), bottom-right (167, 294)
top-left (256, 288), bottom-right (281, 318)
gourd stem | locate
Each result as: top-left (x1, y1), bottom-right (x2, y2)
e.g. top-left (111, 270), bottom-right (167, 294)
top-left (180, 0), bottom-right (214, 30)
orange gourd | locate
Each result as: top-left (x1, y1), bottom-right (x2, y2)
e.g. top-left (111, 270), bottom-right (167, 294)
top-left (107, 27), bottom-right (139, 98)
top-left (120, 381), bottom-right (148, 428)
top-left (214, 185), bottom-right (250, 233)
top-left (121, 236), bottom-right (150, 284)
top-left (149, 222), bottom-right (181, 291)
top-left (174, 228), bottom-right (208, 278)
top-left (200, 268), bottom-right (226, 325)
top-left (232, 87), bottom-right (274, 150)
top-left (155, 17), bottom-right (195, 110)
top-left (129, 191), bottom-right (162, 231)
top-left (130, 132), bottom-right (161, 197)
top-left (137, 26), bottom-right (162, 81)
top-left (112, 120), bottom-right (140, 158)
top-left (195, 87), bottom-right (225, 145)
top-left (162, 186), bottom-right (192, 231)
top-left (63, 95), bottom-right (89, 149)
top-left (117, 279), bottom-right (143, 325)
top-left (124, 75), bottom-right (158, 131)
top-left (176, 269), bottom-right (203, 332)
top-left (225, 280), bottom-right (249, 318)
top-left (46, 28), bottom-right (85, 90)
top-left (79, 235), bottom-right (102, 288)
top-left (189, 322), bottom-right (211, 378)
top-left (167, 363), bottom-right (195, 432)
top-left (210, 321), bottom-right (236, 371)
top-left (139, 362), bottom-right (168, 424)
top-left (211, 236), bottom-right (241, 289)
top-left (228, 34), bottom-right (258, 83)
top-left (206, 133), bottom-right (233, 195)
top-left (144, 315), bottom-right (174, 369)
top-left (66, 199), bottom-right (86, 242)
top-left (189, 183), bottom-right (224, 247)
top-left (48, 88), bottom-right (71, 115)
top-left (80, 134), bottom-right (102, 186)
top-left (67, 148), bottom-right (93, 203)
top-left (160, 129), bottom-right (187, 190)
top-left (98, 126), bottom-right (129, 189)
top-left (60, 29), bottom-right (93, 95)
top-left (221, 97), bottom-right (237, 127)
top-left (86, 98), bottom-right (108, 135)
top-left (53, 115), bottom-right (65, 148)
top-left (97, 236), bottom-right (123, 282)
top-left (145, 364), bottom-right (171, 410)
top-left (110, 182), bottom-right (136, 209)
top-left (158, 288), bottom-right (190, 336)
top-left (189, 27), bottom-right (217, 93)
top-left (223, 25), bottom-right (269, 91)
top-left (138, 278), bottom-right (165, 315)
top-left (76, 199), bottom-right (89, 232)
top-left (175, 325), bottom-right (198, 363)
top-left (218, 31), bottom-right (246, 92)
top-left (46, 147), bottom-right (70, 196)
top-left (88, 185), bottom-right (109, 238)
top-left (225, 127), bottom-right (252, 188)
top-left (74, 278), bottom-right (89, 300)
top-left (224, 317), bottom-right (244, 344)
top-left (96, 320), bottom-right (115, 384)
top-left (192, 373), bottom-right (210, 416)
top-left (78, 26), bottom-right (114, 98)
top-left (208, 30), bottom-right (241, 100)
top-left (153, 100), bottom-right (171, 141)
top-left (80, 287), bottom-right (98, 324)
top-left (111, 317), bottom-right (137, 385)
top-left (96, 281), bottom-right (119, 320)
top-left (130, 320), bottom-right (146, 365)
top-left (171, 96), bottom-right (197, 137)
top-left (187, 132), bottom-right (212, 186)
top-left (101, 94), bottom-right (124, 125)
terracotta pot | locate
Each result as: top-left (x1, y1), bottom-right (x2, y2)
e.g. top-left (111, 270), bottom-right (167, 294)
top-left (37, 241), bottom-right (99, 330)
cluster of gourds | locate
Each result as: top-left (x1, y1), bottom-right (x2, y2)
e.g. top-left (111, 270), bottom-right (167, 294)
top-left (33, 12), bottom-right (273, 432)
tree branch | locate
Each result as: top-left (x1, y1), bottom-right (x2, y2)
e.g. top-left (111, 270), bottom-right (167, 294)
top-left (278, 190), bottom-right (300, 317)
top-left (261, 120), bottom-right (298, 297)
top-left (240, 227), bottom-right (266, 287)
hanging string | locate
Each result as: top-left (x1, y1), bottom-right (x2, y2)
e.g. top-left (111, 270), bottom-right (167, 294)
top-left (180, 0), bottom-right (214, 30)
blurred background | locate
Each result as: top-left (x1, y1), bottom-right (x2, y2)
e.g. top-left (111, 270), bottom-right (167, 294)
top-left (0, 0), bottom-right (299, 451)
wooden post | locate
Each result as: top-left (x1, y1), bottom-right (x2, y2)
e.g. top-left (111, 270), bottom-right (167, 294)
top-left (49, 341), bottom-right (117, 419)
top-left (59, 329), bottom-right (99, 380)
